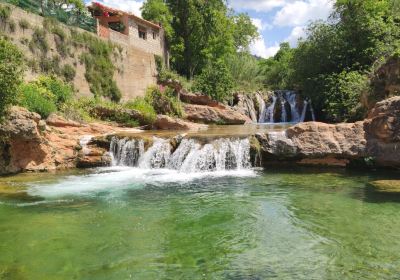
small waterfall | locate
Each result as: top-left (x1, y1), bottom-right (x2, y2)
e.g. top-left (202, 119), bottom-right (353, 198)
top-left (264, 96), bottom-right (277, 123)
top-left (110, 137), bottom-right (145, 166)
top-left (257, 94), bottom-right (267, 123)
top-left (300, 101), bottom-right (308, 122)
top-left (79, 135), bottom-right (93, 155)
top-left (110, 136), bottom-right (251, 172)
top-left (286, 91), bottom-right (300, 122)
top-left (255, 91), bottom-right (315, 123)
top-left (280, 99), bottom-right (287, 123)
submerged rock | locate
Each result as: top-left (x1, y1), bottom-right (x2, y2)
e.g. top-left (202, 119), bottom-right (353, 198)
top-left (369, 180), bottom-right (400, 193)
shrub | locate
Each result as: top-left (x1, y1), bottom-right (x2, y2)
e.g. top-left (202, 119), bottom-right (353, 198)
top-left (125, 97), bottom-right (157, 124)
top-left (61, 64), bottom-right (76, 82)
top-left (192, 60), bottom-right (233, 102)
top-left (35, 75), bottom-right (73, 107)
top-left (0, 5), bottom-right (11, 27)
top-left (60, 98), bottom-right (95, 123)
top-left (0, 39), bottom-right (25, 120)
top-left (19, 83), bottom-right (57, 118)
top-left (29, 28), bottom-right (48, 55)
top-left (8, 19), bottom-right (15, 33)
top-left (18, 19), bottom-right (30, 33)
top-left (323, 71), bottom-right (369, 122)
top-left (75, 33), bottom-right (122, 102)
top-left (144, 86), bottom-right (183, 118)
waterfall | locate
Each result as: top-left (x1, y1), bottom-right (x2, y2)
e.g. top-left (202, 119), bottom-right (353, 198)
top-left (257, 94), bottom-right (267, 123)
top-left (109, 136), bottom-right (251, 172)
top-left (300, 101), bottom-right (308, 122)
top-left (285, 91), bottom-right (300, 122)
top-left (280, 99), bottom-right (287, 123)
top-left (264, 95), bottom-right (277, 123)
top-left (255, 91), bottom-right (316, 124)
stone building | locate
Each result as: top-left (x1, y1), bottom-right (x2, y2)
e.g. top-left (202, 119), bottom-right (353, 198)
top-left (89, 2), bottom-right (167, 60)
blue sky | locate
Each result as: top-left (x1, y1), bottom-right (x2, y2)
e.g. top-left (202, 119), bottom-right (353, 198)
top-left (86, 0), bottom-right (334, 58)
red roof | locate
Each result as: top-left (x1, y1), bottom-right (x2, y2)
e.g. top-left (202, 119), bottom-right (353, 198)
top-left (89, 2), bottom-right (161, 30)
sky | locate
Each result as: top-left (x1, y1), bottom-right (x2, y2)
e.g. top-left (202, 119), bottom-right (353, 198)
top-left (85, 0), bottom-right (335, 58)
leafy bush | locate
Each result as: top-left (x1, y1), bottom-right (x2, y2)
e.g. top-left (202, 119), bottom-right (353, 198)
top-left (19, 76), bottom-right (73, 118)
top-left (0, 5), bottom-right (11, 26)
top-left (18, 19), bottom-right (30, 33)
top-left (193, 60), bottom-right (233, 102)
top-left (323, 71), bottom-right (369, 122)
top-left (35, 76), bottom-right (73, 106)
top-left (61, 64), bottom-right (76, 82)
top-left (74, 32), bottom-right (122, 102)
top-left (19, 83), bottom-right (57, 118)
top-left (29, 28), bottom-right (48, 55)
top-left (60, 98), bottom-right (96, 123)
top-left (145, 86), bottom-right (183, 118)
top-left (125, 97), bottom-right (157, 124)
top-left (0, 39), bottom-right (25, 120)
top-left (8, 19), bottom-right (15, 32)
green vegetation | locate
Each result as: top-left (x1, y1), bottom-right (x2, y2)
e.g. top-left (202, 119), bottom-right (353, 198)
top-left (18, 18), bottom-right (30, 33)
top-left (193, 60), bottom-right (233, 102)
top-left (74, 32), bottom-right (122, 102)
top-left (0, 38), bottom-right (25, 120)
top-left (3, 0), bottom-right (95, 32)
top-left (29, 28), bottom-right (48, 55)
top-left (18, 76), bottom-right (73, 118)
top-left (142, 0), bottom-right (258, 79)
top-left (18, 82), bottom-right (57, 118)
top-left (260, 0), bottom-right (400, 122)
top-left (125, 98), bottom-right (157, 125)
top-left (145, 86), bottom-right (183, 118)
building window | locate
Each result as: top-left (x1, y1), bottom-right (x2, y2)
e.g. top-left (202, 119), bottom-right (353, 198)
top-left (138, 26), bottom-right (147, 40)
top-left (152, 31), bottom-right (157, 40)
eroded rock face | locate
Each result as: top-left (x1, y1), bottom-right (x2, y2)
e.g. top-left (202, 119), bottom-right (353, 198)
top-left (153, 115), bottom-right (208, 131)
top-left (0, 108), bottom-right (133, 175)
top-left (184, 104), bottom-right (251, 125)
top-left (180, 91), bottom-right (221, 108)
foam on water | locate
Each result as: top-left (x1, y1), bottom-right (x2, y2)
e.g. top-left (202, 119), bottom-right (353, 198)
top-left (28, 136), bottom-right (257, 198)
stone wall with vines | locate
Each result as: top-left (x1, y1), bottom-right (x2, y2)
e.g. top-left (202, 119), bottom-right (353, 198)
top-left (0, 4), bottom-right (157, 101)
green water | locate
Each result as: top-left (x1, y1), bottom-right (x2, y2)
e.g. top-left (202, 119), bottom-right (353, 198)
top-left (1, 168), bottom-right (400, 279)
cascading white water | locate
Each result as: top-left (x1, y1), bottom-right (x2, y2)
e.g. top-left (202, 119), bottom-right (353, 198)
top-left (257, 94), bottom-right (267, 123)
top-left (300, 101), bottom-right (308, 122)
top-left (110, 137), bottom-right (145, 166)
top-left (281, 99), bottom-right (287, 123)
top-left (110, 136), bottom-right (252, 172)
top-left (257, 91), bottom-right (315, 123)
top-left (263, 96), bottom-right (277, 123)
top-left (285, 91), bottom-right (300, 122)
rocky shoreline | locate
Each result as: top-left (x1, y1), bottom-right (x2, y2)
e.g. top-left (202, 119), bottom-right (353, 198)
top-left (0, 96), bottom-right (399, 175)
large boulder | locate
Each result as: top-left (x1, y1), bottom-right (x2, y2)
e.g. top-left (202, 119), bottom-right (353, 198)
top-left (0, 106), bottom-right (41, 141)
top-left (46, 113), bottom-right (84, 128)
top-left (256, 121), bottom-right (367, 166)
top-left (180, 91), bottom-right (221, 108)
top-left (184, 104), bottom-right (251, 125)
top-left (153, 115), bottom-right (208, 131)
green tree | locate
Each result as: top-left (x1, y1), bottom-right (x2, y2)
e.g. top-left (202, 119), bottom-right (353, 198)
top-left (142, 0), bottom-right (258, 79)
top-left (0, 39), bottom-right (25, 120)
top-left (260, 42), bottom-right (294, 90)
top-left (193, 59), bottom-right (233, 102)
top-left (226, 52), bottom-right (263, 91)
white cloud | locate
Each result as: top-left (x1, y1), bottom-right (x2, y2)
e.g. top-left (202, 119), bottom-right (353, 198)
top-left (250, 37), bottom-right (280, 58)
top-left (87, 0), bottom-right (144, 17)
top-left (273, 0), bottom-right (334, 27)
top-left (285, 26), bottom-right (306, 46)
top-left (251, 18), bottom-right (273, 31)
top-left (230, 0), bottom-right (288, 12)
